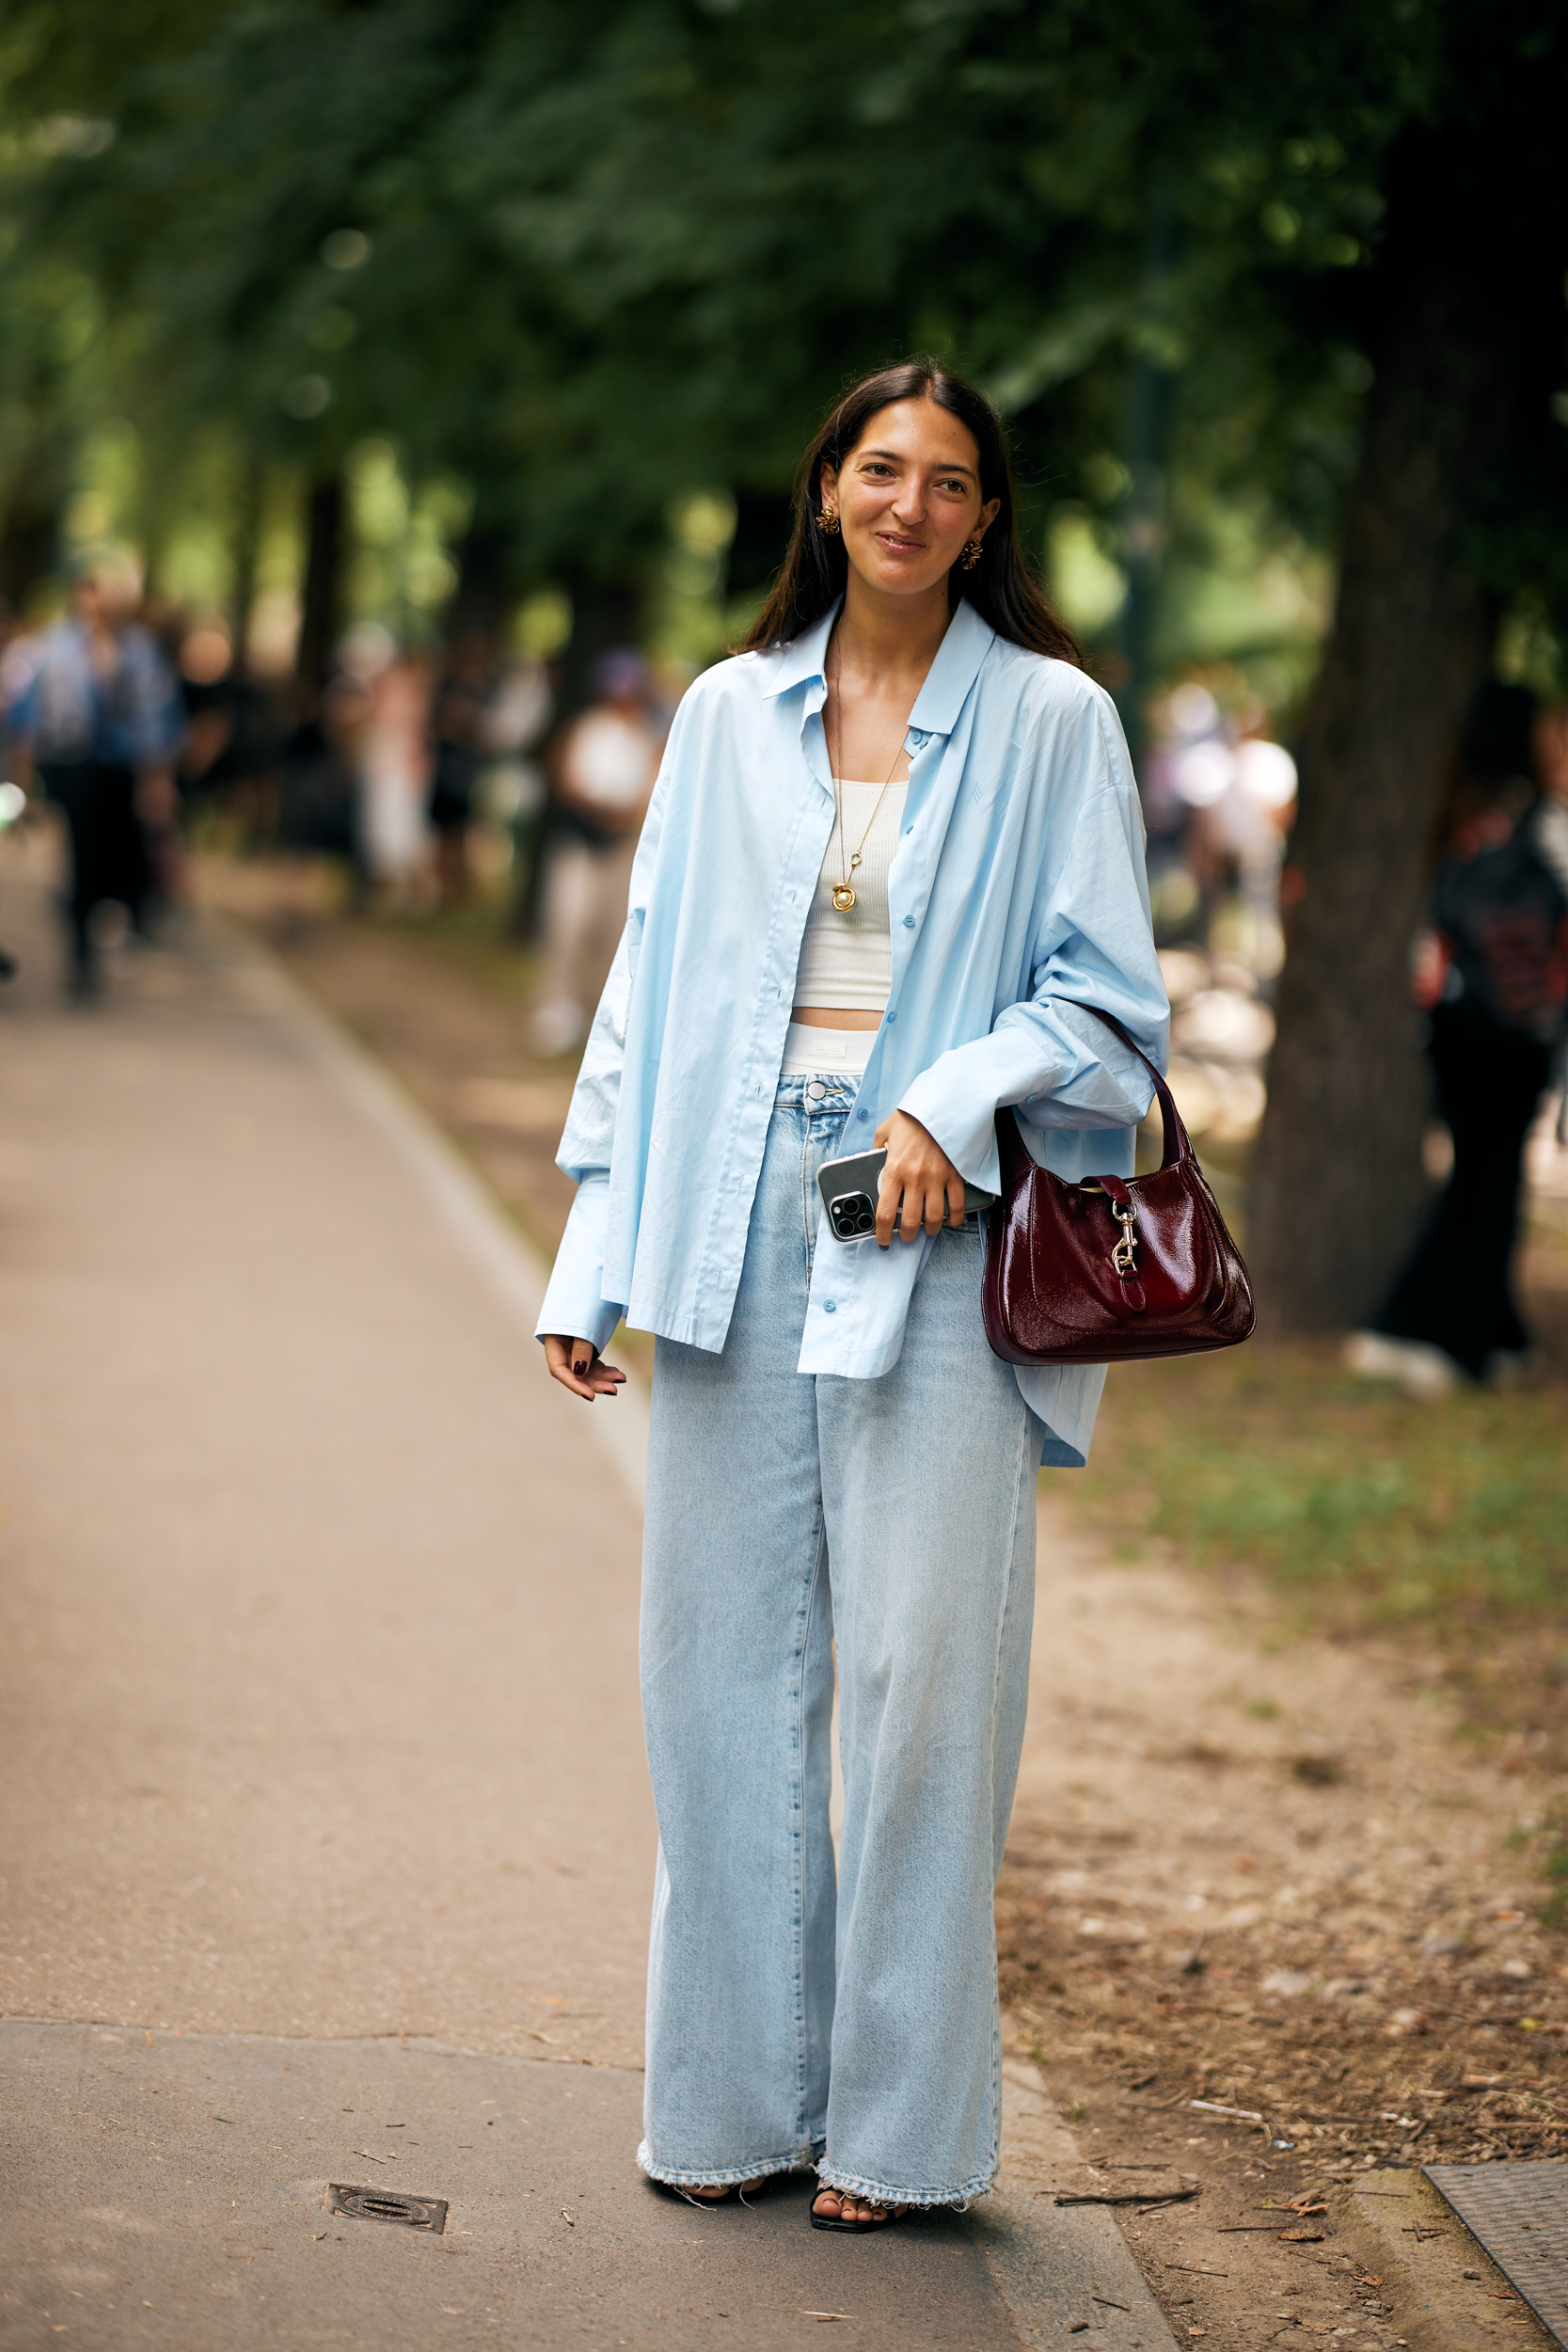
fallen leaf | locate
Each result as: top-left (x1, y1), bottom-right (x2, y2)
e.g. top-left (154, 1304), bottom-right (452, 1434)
top-left (1279, 2228), bottom-right (1326, 2243)
top-left (526, 2030), bottom-right (562, 2045)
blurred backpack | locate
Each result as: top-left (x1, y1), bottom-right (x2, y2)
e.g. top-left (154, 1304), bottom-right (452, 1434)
top-left (1432, 817), bottom-right (1568, 1046)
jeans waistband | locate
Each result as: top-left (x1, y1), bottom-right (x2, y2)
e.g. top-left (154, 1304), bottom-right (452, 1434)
top-left (774, 1071), bottom-right (860, 1110)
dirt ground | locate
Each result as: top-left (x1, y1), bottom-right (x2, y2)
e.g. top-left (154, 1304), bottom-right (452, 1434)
top-left (195, 857), bottom-right (1565, 2348)
top-left (1003, 1503), bottom-right (1563, 2347)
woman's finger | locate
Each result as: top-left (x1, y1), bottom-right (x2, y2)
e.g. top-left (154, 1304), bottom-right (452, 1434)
top-left (544, 1334), bottom-right (617, 1400)
top-left (876, 1161), bottom-right (901, 1248)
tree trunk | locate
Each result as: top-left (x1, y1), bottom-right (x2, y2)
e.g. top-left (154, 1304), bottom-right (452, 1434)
top-left (447, 520), bottom-right (518, 640)
top-left (553, 567), bottom-right (642, 721)
top-left (0, 498), bottom-right (56, 616)
top-left (295, 475), bottom-right (344, 690)
top-left (227, 458), bottom-right (265, 669)
top-left (1248, 255), bottom-right (1514, 1330)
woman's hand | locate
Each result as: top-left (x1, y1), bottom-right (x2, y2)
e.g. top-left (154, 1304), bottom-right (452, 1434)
top-left (871, 1110), bottom-right (965, 1246)
top-left (543, 1335), bottom-right (627, 1402)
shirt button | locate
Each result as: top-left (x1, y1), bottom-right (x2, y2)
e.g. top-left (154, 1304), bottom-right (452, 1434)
top-left (824, 1298), bottom-right (836, 1313)
top-left (902, 914), bottom-right (915, 929)
top-left (885, 1009), bottom-right (896, 1024)
top-left (857, 1108), bottom-right (869, 1120)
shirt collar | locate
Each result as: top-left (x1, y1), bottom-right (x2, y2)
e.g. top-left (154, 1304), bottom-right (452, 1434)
top-left (757, 595), bottom-right (997, 739)
top-left (758, 602), bottom-right (840, 700)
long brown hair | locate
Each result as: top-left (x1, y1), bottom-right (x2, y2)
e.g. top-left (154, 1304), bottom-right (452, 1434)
top-left (741, 359), bottom-right (1083, 666)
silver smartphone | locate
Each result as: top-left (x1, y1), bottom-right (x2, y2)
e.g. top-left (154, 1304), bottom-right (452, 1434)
top-left (817, 1147), bottom-right (997, 1243)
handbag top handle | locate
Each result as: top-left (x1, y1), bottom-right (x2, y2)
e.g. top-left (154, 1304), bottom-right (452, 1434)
top-left (1066, 1002), bottom-right (1188, 1171)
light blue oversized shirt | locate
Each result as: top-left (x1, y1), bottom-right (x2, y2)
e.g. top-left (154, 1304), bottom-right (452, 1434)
top-left (536, 597), bottom-right (1169, 1467)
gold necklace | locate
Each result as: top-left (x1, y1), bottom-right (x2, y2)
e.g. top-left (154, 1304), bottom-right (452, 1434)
top-left (828, 653), bottom-right (906, 914)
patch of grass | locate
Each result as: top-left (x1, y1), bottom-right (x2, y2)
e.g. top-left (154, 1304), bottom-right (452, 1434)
top-left (1074, 1345), bottom-right (1568, 1641)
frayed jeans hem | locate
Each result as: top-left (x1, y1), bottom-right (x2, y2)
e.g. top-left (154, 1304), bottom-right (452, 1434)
top-left (814, 2163), bottom-right (994, 2211)
top-left (637, 2141), bottom-right (820, 2188)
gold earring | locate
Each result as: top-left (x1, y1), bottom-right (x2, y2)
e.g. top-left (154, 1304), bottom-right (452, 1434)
top-left (816, 505), bottom-right (841, 537)
top-left (961, 534), bottom-right (984, 571)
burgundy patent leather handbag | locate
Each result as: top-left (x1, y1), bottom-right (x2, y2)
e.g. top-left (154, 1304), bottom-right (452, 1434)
top-left (980, 1008), bottom-right (1256, 1366)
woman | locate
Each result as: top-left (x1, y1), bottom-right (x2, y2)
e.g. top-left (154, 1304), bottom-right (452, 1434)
top-left (538, 361), bottom-right (1166, 2229)
top-left (1354, 681), bottom-right (1568, 1392)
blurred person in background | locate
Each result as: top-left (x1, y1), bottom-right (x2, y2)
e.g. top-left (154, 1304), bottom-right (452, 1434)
top-left (5, 551), bottom-right (182, 999)
top-left (277, 663), bottom-right (363, 882)
top-left (484, 642), bottom-right (554, 921)
top-left (1349, 681), bottom-right (1568, 1394)
top-left (0, 595), bottom-right (26, 979)
top-left (341, 626), bottom-right (434, 907)
top-left (1533, 699), bottom-right (1568, 1143)
top-left (1158, 683), bottom-right (1297, 977)
top-left (530, 648), bottom-right (661, 1055)
top-left (426, 628), bottom-right (493, 907)
top-left (176, 616), bottom-right (280, 844)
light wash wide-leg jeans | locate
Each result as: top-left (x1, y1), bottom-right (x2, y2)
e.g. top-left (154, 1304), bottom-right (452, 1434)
top-left (638, 1072), bottom-right (1043, 2208)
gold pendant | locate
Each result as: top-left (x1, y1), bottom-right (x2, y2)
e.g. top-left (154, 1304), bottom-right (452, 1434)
top-left (832, 883), bottom-right (857, 913)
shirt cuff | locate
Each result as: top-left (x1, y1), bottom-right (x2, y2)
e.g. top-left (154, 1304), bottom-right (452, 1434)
top-left (536, 1174), bottom-right (625, 1355)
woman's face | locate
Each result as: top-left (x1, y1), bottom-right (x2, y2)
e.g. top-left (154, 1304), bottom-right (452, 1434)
top-left (820, 399), bottom-right (1001, 604)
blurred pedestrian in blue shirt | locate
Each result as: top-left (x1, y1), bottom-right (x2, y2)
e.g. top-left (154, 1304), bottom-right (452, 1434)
top-left (8, 553), bottom-right (182, 996)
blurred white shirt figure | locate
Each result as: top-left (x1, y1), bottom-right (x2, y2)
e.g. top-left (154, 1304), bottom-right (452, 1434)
top-left (341, 624), bottom-right (433, 898)
top-left (1166, 686), bottom-right (1296, 974)
top-left (531, 649), bottom-right (662, 1056)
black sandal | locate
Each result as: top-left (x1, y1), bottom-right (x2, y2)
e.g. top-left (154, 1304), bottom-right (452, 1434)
top-left (810, 2190), bottom-right (910, 2233)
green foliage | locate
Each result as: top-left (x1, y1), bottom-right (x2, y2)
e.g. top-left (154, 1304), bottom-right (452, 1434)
top-left (1076, 1348), bottom-right (1568, 1639)
top-left (2, 0), bottom-right (1565, 649)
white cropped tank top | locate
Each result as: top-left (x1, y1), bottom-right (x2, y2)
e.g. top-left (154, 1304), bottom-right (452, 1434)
top-left (792, 781), bottom-right (909, 1011)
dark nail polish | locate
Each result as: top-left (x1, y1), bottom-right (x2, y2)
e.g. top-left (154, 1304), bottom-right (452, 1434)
top-left (573, 1359), bottom-right (588, 1376)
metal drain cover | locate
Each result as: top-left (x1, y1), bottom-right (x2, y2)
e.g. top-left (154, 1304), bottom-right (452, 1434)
top-left (325, 2182), bottom-right (448, 2233)
top-left (1426, 2161), bottom-right (1568, 2344)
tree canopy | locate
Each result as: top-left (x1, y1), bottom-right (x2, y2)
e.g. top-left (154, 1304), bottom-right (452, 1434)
top-left (1, 0), bottom-right (1448, 599)
top-left (4, 0), bottom-right (1567, 1325)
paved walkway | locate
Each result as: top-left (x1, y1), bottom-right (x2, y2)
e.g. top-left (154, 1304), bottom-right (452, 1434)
top-left (0, 826), bottom-right (1171, 2349)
